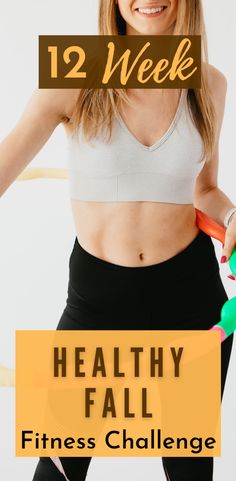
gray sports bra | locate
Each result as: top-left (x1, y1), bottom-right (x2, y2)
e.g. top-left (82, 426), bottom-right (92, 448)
top-left (66, 89), bottom-right (206, 203)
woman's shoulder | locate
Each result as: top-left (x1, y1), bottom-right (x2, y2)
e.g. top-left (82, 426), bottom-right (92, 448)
top-left (30, 87), bottom-right (81, 124)
top-left (202, 61), bottom-right (227, 93)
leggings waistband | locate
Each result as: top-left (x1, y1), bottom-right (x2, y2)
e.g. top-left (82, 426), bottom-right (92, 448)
top-left (70, 229), bottom-right (218, 280)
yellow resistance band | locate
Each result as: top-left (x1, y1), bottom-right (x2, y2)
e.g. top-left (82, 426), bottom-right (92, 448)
top-left (17, 167), bottom-right (68, 180)
top-left (0, 366), bottom-right (15, 387)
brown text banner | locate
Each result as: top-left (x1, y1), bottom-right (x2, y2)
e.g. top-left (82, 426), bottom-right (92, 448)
top-left (39, 35), bottom-right (201, 89)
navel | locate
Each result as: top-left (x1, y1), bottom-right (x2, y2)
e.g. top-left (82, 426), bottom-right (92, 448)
top-left (139, 252), bottom-right (144, 261)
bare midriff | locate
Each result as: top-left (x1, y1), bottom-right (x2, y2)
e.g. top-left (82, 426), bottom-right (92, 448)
top-left (70, 200), bottom-right (199, 267)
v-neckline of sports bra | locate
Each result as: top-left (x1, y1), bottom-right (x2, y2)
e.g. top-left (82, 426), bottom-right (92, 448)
top-left (116, 89), bottom-right (185, 152)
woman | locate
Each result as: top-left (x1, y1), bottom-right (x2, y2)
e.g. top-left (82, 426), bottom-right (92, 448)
top-left (1, 1), bottom-right (235, 480)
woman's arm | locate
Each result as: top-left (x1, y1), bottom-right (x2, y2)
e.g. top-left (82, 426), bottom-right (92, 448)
top-left (194, 63), bottom-right (234, 224)
top-left (194, 64), bottom-right (236, 262)
top-left (0, 88), bottom-right (79, 197)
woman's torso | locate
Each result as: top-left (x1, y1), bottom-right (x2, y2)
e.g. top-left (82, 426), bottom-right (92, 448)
top-left (63, 88), bottom-right (204, 267)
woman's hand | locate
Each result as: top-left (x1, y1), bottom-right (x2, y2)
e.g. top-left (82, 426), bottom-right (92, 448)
top-left (221, 212), bottom-right (236, 280)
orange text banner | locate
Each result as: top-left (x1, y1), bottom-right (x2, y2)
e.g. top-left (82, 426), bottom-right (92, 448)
top-left (16, 329), bottom-right (220, 457)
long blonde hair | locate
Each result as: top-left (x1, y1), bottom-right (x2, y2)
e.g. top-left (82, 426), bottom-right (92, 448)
top-left (69, 0), bottom-right (216, 163)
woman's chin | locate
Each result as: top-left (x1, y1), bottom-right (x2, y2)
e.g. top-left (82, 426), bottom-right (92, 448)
top-left (127, 26), bottom-right (168, 36)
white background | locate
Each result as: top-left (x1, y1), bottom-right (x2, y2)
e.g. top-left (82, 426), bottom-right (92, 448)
top-left (0, 1), bottom-right (235, 479)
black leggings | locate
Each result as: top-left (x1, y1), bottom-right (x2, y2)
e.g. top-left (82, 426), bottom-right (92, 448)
top-left (33, 229), bottom-right (234, 481)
